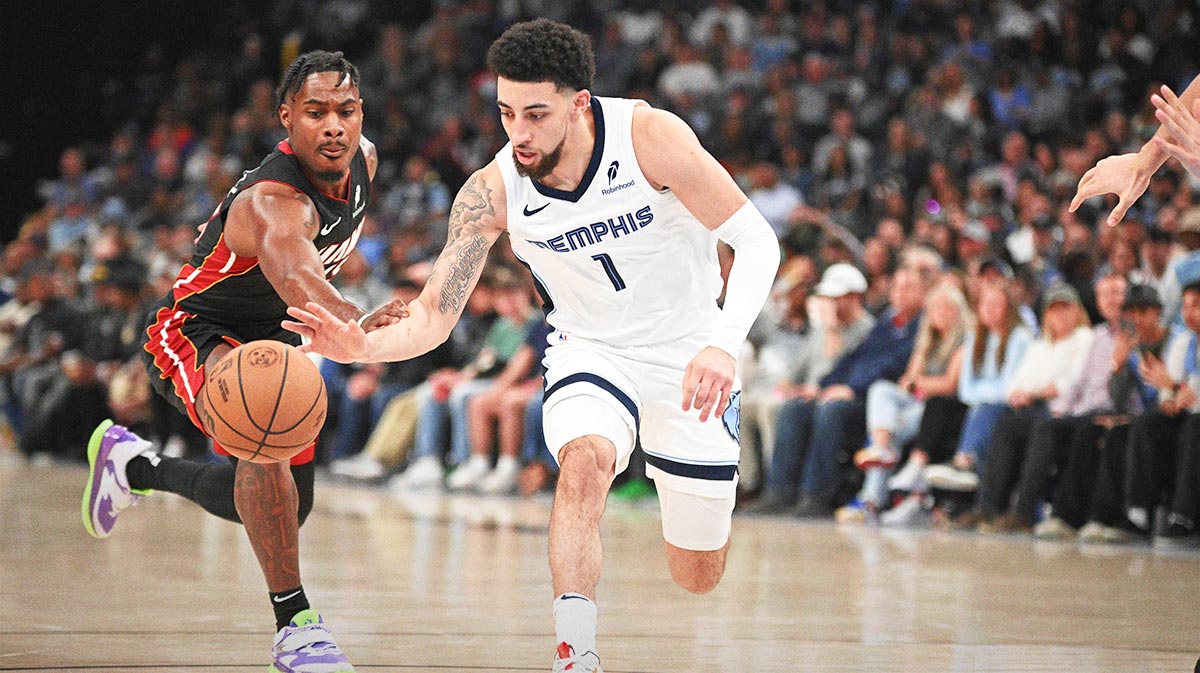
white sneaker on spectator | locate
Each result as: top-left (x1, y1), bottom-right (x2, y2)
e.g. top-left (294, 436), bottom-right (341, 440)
top-left (389, 456), bottom-right (444, 493)
top-left (479, 456), bottom-right (519, 495)
top-left (924, 464), bottom-right (978, 492)
top-left (447, 455), bottom-right (490, 491)
top-left (1033, 516), bottom-right (1076, 540)
top-left (331, 454), bottom-right (386, 480)
top-left (880, 494), bottom-right (930, 527)
top-left (1079, 521), bottom-right (1131, 544)
top-left (886, 458), bottom-right (927, 493)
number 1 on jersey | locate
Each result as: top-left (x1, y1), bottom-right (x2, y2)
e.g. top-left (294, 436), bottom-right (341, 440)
top-left (591, 253), bottom-right (626, 291)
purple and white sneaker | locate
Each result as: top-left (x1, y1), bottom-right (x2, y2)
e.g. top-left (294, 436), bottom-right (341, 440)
top-left (270, 610), bottom-right (355, 673)
top-left (81, 420), bottom-right (152, 539)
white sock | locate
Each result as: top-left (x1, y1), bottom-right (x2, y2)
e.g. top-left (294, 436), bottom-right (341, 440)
top-left (466, 454), bottom-right (489, 471)
top-left (553, 593), bottom-right (597, 656)
top-left (495, 455), bottom-right (518, 473)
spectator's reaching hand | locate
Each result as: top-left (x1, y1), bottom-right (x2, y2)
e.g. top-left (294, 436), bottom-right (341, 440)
top-left (1151, 85), bottom-right (1200, 179)
top-left (1007, 390), bottom-right (1034, 408)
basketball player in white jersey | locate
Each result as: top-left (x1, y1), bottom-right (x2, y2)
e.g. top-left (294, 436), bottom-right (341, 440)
top-left (284, 19), bottom-right (780, 672)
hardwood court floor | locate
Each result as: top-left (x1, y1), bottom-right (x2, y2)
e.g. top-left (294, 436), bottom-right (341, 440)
top-left (2, 459), bottom-right (1197, 672)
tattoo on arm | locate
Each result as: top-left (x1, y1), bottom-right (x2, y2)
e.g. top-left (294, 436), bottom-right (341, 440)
top-left (437, 173), bottom-right (495, 314)
top-left (439, 235), bottom-right (487, 313)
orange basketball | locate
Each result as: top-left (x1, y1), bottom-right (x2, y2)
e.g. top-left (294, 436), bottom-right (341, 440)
top-left (200, 340), bottom-right (327, 463)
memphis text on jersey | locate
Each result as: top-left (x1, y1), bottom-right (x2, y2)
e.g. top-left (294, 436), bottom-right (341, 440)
top-left (525, 205), bottom-right (653, 253)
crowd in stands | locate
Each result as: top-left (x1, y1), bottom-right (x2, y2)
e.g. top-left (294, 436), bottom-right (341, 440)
top-left (6, 0), bottom-right (1200, 546)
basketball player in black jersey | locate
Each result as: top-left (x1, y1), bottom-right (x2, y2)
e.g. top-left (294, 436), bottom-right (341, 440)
top-left (81, 51), bottom-right (401, 673)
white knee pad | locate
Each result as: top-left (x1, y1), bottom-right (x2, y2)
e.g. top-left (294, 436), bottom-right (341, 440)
top-left (657, 484), bottom-right (735, 551)
top-left (544, 395), bottom-right (637, 474)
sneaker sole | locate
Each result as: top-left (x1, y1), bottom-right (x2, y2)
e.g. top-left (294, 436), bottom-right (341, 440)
top-left (81, 419), bottom-right (115, 539)
top-left (269, 662), bottom-right (356, 672)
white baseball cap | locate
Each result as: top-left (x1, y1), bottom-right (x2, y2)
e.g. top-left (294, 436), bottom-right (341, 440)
top-left (815, 263), bottom-right (868, 297)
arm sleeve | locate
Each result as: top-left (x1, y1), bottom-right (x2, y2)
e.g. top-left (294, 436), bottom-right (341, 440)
top-left (709, 201), bottom-right (782, 358)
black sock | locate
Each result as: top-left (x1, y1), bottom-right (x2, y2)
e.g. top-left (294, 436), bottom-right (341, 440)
top-left (125, 455), bottom-right (243, 523)
top-left (270, 585), bottom-right (310, 631)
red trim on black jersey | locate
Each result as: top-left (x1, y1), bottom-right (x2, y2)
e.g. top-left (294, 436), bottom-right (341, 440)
top-left (171, 234), bottom-right (260, 305)
top-left (278, 140), bottom-right (294, 155)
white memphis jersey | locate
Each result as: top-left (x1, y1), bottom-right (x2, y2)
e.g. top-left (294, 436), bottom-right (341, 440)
top-left (499, 96), bottom-right (723, 346)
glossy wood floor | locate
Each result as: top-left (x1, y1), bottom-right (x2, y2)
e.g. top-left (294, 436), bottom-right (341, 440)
top-left (2, 457), bottom-right (1198, 672)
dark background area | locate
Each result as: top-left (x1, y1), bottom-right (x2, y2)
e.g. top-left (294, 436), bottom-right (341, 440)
top-left (3, 0), bottom-right (434, 242)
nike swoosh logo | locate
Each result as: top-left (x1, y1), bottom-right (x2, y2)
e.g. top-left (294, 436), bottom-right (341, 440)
top-left (523, 203), bottom-right (549, 216)
top-left (273, 589), bottom-right (303, 603)
top-left (320, 217), bottom-right (342, 236)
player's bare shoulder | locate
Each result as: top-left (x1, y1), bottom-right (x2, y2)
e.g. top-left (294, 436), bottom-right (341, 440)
top-left (225, 181), bottom-right (319, 256)
top-left (630, 105), bottom-right (703, 191)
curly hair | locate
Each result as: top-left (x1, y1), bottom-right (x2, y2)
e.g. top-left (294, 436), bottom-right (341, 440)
top-left (486, 18), bottom-right (594, 91)
top-left (276, 50), bottom-right (360, 107)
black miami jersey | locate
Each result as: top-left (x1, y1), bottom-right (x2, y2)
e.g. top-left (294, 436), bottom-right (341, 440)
top-left (164, 139), bottom-right (370, 330)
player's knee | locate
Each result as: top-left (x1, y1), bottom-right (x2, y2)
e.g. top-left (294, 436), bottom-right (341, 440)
top-left (666, 547), bottom-right (726, 594)
top-left (557, 437), bottom-right (615, 481)
top-left (670, 564), bottom-right (723, 594)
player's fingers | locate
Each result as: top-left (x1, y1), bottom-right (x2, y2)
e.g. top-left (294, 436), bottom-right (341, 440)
top-left (280, 319), bottom-right (314, 337)
top-left (1070, 171), bottom-right (1097, 211)
top-left (694, 377), bottom-right (718, 422)
top-left (1108, 193), bottom-right (1133, 226)
top-left (286, 305), bottom-right (320, 325)
top-left (295, 343), bottom-right (314, 354)
top-left (712, 384), bottom-right (731, 420)
top-left (682, 364), bottom-right (699, 411)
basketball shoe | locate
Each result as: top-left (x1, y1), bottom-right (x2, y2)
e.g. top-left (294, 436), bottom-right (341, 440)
top-left (270, 609), bottom-right (355, 673)
top-left (82, 420), bottom-right (152, 539)
top-left (552, 642), bottom-right (602, 672)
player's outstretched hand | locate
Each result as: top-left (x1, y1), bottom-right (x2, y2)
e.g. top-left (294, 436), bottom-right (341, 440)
top-left (282, 302), bottom-right (369, 364)
top-left (359, 297), bottom-right (409, 332)
top-left (1152, 85), bottom-right (1200, 179)
top-left (1069, 152), bottom-right (1153, 227)
top-left (682, 346), bottom-right (736, 423)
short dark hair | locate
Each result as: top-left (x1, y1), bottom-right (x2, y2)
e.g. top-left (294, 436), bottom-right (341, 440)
top-left (276, 50), bottom-right (360, 107)
top-left (1184, 279), bottom-right (1200, 298)
top-left (486, 18), bottom-right (594, 92)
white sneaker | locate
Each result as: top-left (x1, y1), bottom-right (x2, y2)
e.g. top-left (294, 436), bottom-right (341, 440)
top-left (924, 463), bottom-right (978, 492)
top-left (1033, 516), bottom-right (1077, 540)
top-left (886, 458), bottom-right (927, 493)
top-left (552, 642), bottom-right (602, 673)
top-left (1079, 521), bottom-right (1132, 544)
top-left (479, 457), bottom-right (519, 495)
top-left (447, 455), bottom-right (490, 491)
top-left (82, 420), bottom-right (153, 539)
top-left (270, 609), bottom-right (354, 672)
top-left (330, 454), bottom-right (385, 480)
top-left (388, 456), bottom-right (444, 492)
top-left (880, 494), bottom-right (930, 527)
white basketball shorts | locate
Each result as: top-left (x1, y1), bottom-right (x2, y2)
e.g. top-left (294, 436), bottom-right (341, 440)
top-left (541, 331), bottom-right (742, 501)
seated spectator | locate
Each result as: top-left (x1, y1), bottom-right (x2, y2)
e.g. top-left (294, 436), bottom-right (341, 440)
top-left (745, 263), bottom-right (875, 511)
top-left (839, 281), bottom-right (972, 522)
top-left (758, 267), bottom-right (924, 518)
top-left (20, 257), bottom-right (150, 462)
top-left (924, 282), bottom-right (1034, 498)
top-left (391, 268), bottom-right (532, 491)
top-left (966, 282), bottom-right (1094, 533)
top-left (0, 261), bottom-right (82, 452)
top-left (1123, 280), bottom-right (1200, 548)
top-left (450, 315), bottom-right (550, 494)
top-left (988, 274), bottom-right (1131, 540)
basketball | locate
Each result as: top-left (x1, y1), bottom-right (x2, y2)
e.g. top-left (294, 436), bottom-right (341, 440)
top-left (200, 340), bottom-right (327, 463)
